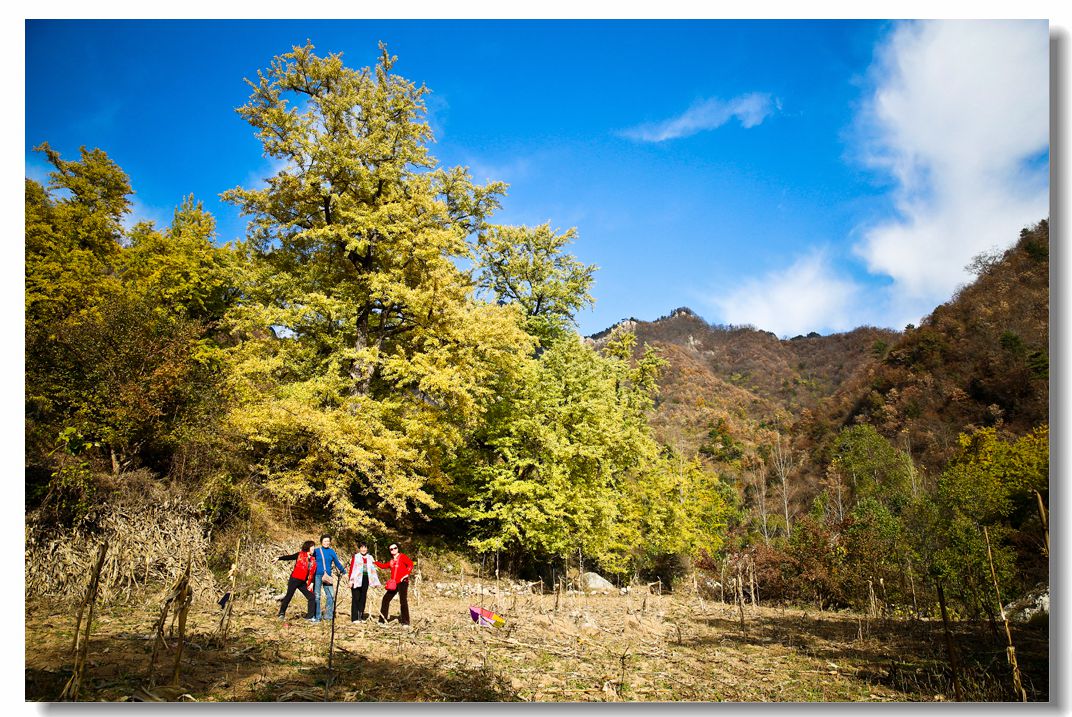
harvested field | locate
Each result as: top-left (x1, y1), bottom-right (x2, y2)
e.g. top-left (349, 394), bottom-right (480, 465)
top-left (25, 581), bottom-right (1049, 702)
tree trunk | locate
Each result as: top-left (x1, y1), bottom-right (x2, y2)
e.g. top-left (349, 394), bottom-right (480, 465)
top-left (936, 581), bottom-right (964, 701)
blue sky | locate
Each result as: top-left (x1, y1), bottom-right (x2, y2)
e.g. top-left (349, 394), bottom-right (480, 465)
top-left (24, 19), bottom-right (1050, 337)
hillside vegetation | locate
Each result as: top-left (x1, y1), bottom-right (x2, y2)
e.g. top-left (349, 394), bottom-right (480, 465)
top-left (25, 41), bottom-right (1049, 703)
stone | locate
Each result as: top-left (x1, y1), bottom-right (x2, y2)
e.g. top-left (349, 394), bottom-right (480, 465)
top-left (579, 572), bottom-right (615, 593)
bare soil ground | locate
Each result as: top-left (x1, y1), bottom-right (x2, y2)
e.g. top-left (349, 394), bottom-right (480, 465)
top-left (26, 584), bottom-right (1048, 702)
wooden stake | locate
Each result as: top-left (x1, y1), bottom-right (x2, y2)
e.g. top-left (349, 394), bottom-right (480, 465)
top-left (170, 557), bottom-right (193, 686)
top-left (147, 598), bottom-right (172, 682)
top-left (720, 559), bottom-right (728, 604)
top-left (216, 537), bottom-right (241, 642)
top-left (936, 581), bottom-right (964, 701)
top-left (59, 540), bottom-right (108, 701)
top-left (984, 526), bottom-right (1027, 701)
top-left (907, 558), bottom-right (919, 620)
top-left (749, 558), bottom-right (758, 609)
top-left (735, 562), bottom-right (746, 633)
top-left (1035, 490), bottom-right (1049, 556)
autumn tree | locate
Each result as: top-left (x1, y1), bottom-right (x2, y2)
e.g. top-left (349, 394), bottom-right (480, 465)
top-left (26, 147), bottom-right (239, 514)
top-left (221, 43), bottom-right (533, 533)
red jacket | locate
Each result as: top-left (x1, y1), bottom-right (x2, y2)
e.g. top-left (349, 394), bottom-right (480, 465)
top-left (374, 553), bottom-right (413, 584)
top-left (291, 551), bottom-right (317, 582)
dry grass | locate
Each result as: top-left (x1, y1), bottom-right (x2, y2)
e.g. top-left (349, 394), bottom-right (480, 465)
top-left (25, 580), bottom-right (1049, 702)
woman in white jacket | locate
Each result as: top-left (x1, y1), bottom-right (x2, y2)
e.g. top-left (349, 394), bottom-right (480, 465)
top-left (347, 543), bottom-right (381, 622)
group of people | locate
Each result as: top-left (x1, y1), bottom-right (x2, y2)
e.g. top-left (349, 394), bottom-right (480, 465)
top-left (277, 535), bottom-right (414, 626)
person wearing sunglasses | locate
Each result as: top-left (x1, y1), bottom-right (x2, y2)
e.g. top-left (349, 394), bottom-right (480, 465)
top-left (374, 543), bottom-right (414, 626)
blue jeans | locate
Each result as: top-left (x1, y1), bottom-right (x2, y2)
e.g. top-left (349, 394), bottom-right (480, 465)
top-left (314, 573), bottom-right (336, 619)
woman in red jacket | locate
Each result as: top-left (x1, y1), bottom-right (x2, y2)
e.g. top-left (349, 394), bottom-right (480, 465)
top-left (277, 540), bottom-right (318, 621)
top-left (374, 543), bottom-right (413, 626)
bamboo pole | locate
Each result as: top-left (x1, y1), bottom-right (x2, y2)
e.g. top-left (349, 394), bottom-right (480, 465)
top-left (326, 576), bottom-right (342, 702)
top-left (59, 540), bottom-right (108, 701)
top-left (984, 526), bottom-right (1027, 701)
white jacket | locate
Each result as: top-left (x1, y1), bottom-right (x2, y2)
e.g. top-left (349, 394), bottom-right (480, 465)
top-left (348, 553), bottom-right (381, 588)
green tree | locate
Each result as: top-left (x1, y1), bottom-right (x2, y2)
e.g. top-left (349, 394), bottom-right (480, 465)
top-left (119, 196), bottom-right (239, 324)
top-left (26, 148), bottom-right (237, 492)
top-left (25, 144), bottom-right (130, 331)
top-left (475, 223), bottom-right (595, 348)
top-left (456, 328), bottom-right (730, 578)
top-left (833, 424), bottom-right (914, 511)
top-left (458, 336), bottom-right (645, 564)
top-left (918, 425), bottom-right (1048, 617)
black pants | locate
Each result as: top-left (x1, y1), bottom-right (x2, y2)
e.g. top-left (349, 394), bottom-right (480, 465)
top-left (379, 579), bottom-right (409, 625)
top-left (351, 574), bottom-right (369, 621)
top-left (279, 577), bottom-right (315, 618)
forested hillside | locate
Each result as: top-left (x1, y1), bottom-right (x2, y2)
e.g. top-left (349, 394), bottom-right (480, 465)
top-left (26, 42), bottom-right (1048, 676)
top-left (596, 223), bottom-right (1049, 624)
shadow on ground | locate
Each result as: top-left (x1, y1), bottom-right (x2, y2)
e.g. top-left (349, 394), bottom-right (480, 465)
top-left (686, 610), bottom-right (1049, 701)
top-left (26, 612), bottom-right (516, 702)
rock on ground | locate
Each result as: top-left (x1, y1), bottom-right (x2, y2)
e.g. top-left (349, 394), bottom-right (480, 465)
top-left (579, 572), bottom-right (615, 593)
top-left (1005, 586), bottom-right (1049, 623)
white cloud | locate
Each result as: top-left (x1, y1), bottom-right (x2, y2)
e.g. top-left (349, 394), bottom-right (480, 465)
top-left (709, 251), bottom-right (864, 338)
top-left (621, 92), bottom-right (776, 143)
top-left (705, 20), bottom-right (1048, 336)
top-left (853, 20), bottom-right (1049, 301)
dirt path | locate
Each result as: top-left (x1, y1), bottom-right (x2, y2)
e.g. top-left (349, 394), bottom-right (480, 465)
top-left (25, 587), bottom-right (1048, 702)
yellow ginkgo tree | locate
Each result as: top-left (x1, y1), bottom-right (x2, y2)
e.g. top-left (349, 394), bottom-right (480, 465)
top-left (221, 42), bottom-right (533, 533)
